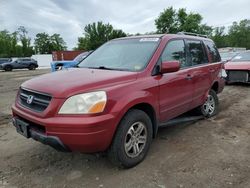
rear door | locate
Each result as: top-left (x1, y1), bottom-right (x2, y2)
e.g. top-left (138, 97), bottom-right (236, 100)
top-left (21, 59), bottom-right (31, 68)
top-left (204, 40), bottom-right (222, 81)
top-left (158, 39), bottom-right (193, 122)
top-left (185, 39), bottom-right (211, 108)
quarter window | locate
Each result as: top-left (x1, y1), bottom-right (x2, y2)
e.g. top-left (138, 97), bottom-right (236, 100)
top-left (204, 41), bottom-right (221, 63)
top-left (161, 40), bottom-right (190, 68)
top-left (187, 40), bottom-right (208, 66)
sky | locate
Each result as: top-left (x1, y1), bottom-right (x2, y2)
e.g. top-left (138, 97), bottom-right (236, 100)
top-left (0, 0), bottom-right (250, 49)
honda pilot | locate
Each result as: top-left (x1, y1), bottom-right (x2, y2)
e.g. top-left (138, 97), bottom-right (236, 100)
top-left (12, 33), bottom-right (225, 168)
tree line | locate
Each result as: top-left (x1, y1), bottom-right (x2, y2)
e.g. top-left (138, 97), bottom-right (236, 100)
top-left (0, 27), bottom-right (67, 58)
top-left (0, 7), bottom-right (249, 58)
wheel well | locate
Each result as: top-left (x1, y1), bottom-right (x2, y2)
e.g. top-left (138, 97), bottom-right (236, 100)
top-left (130, 103), bottom-right (158, 138)
top-left (211, 82), bottom-right (219, 93)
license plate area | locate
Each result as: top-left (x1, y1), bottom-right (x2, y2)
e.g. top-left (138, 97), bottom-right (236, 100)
top-left (14, 118), bottom-right (30, 138)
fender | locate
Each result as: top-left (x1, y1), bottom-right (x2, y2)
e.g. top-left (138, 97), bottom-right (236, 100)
top-left (109, 90), bottom-right (160, 137)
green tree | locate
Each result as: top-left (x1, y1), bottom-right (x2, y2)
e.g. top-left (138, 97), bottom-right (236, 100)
top-left (155, 7), bottom-right (212, 35)
top-left (77, 21), bottom-right (127, 50)
top-left (155, 7), bottom-right (177, 33)
top-left (34, 32), bottom-right (51, 54)
top-left (50, 33), bottom-right (67, 51)
top-left (211, 27), bottom-right (228, 48)
top-left (18, 26), bottom-right (33, 57)
top-left (34, 32), bottom-right (67, 54)
top-left (227, 19), bottom-right (250, 49)
top-left (0, 30), bottom-right (24, 57)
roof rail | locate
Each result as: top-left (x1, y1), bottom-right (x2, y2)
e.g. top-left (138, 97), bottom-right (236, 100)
top-left (177, 32), bottom-right (208, 38)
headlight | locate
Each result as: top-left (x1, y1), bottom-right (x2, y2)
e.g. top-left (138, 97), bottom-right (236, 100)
top-left (58, 91), bottom-right (107, 114)
top-left (219, 69), bottom-right (227, 78)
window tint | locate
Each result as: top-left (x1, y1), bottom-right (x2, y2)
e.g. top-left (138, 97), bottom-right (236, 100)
top-left (204, 41), bottom-right (221, 62)
top-left (161, 40), bottom-right (189, 68)
top-left (187, 40), bottom-right (208, 66)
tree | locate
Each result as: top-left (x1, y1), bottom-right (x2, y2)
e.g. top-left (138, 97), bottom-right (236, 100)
top-left (227, 19), bottom-right (250, 49)
top-left (0, 30), bottom-right (24, 57)
top-left (211, 27), bottom-right (228, 48)
top-left (18, 26), bottom-right (33, 57)
top-left (77, 21), bottom-right (127, 50)
top-left (155, 7), bottom-right (177, 33)
top-left (155, 7), bottom-right (212, 35)
top-left (34, 32), bottom-right (67, 54)
top-left (211, 19), bottom-right (250, 49)
top-left (50, 33), bottom-right (67, 51)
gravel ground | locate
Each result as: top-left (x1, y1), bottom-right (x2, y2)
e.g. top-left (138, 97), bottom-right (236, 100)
top-left (0, 69), bottom-right (250, 188)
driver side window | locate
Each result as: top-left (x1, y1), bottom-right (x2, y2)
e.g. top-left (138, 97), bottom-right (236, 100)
top-left (161, 40), bottom-right (190, 68)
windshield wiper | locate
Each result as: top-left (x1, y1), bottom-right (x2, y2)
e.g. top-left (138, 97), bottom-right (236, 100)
top-left (87, 66), bottom-right (130, 71)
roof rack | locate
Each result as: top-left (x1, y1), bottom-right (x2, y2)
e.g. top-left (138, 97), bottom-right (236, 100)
top-left (177, 32), bottom-right (208, 38)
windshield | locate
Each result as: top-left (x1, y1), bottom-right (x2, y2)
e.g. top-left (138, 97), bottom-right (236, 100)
top-left (231, 51), bottom-right (250, 62)
top-left (220, 52), bottom-right (239, 61)
top-left (74, 52), bottom-right (90, 62)
top-left (78, 38), bottom-right (160, 72)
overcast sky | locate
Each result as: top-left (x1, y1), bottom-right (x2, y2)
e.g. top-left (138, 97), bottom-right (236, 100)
top-left (0, 0), bottom-right (250, 49)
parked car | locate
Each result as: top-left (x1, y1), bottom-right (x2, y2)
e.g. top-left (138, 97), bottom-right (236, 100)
top-left (51, 51), bottom-right (92, 72)
top-left (12, 33), bottom-right (225, 168)
top-left (0, 58), bottom-right (38, 71)
top-left (0, 58), bottom-right (12, 65)
top-left (224, 50), bottom-right (250, 83)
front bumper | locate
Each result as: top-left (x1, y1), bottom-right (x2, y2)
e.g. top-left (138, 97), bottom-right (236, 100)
top-left (12, 117), bottom-right (70, 152)
top-left (12, 104), bottom-right (118, 153)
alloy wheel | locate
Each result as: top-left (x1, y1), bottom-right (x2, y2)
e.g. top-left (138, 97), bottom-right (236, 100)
top-left (124, 121), bottom-right (147, 158)
top-left (203, 94), bottom-right (215, 115)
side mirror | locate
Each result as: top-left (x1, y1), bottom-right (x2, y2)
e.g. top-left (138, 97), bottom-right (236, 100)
top-left (161, 61), bottom-right (181, 74)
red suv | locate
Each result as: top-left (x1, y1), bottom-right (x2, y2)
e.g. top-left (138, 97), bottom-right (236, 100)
top-left (12, 33), bottom-right (225, 168)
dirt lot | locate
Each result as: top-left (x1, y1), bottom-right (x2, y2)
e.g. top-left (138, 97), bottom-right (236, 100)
top-left (0, 69), bottom-right (249, 188)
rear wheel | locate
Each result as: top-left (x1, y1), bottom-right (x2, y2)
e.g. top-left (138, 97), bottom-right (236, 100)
top-left (108, 109), bottom-right (153, 168)
top-left (28, 64), bottom-right (36, 70)
top-left (4, 65), bottom-right (12, 71)
top-left (197, 90), bottom-right (219, 117)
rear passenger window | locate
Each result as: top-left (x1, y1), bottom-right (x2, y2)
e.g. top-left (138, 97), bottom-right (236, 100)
top-left (161, 40), bottom-right (190, 68)
top-left (187, 40), bottom-right (208, 66)
top-left (204, 41), bottom-right (221, 62)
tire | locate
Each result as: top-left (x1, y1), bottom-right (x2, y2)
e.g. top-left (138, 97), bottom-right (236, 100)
top-left (28, 64), bottom-right (36, 70)
top-left (108, 109), bottom-right (153, 168)
top-left (197, 90), bottom-right (219, 118)
top-left (4, 65), bottom-right (12, 71)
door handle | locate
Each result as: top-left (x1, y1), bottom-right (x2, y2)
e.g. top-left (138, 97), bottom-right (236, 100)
top-left (185, 74), bottom-right (193, 80)
top-left (209, 68), bottom-right (215, 73)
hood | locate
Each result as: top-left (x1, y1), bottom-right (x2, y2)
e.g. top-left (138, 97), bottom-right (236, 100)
top-left (22, 68), bottom-right (138, 98)
top-left (224, 61), bottom-right (250, 70)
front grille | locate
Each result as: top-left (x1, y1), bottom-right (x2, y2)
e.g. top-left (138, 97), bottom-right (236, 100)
top-left (19, 88), bottom-right (52, 112)
top-left (228, 71), bottom-right (249, 82)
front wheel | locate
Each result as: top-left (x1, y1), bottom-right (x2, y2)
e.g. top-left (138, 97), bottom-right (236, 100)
top-left (108, 109), bottom-right (153, 168)
top-left (198, 90), bottom-right (219, 117)
top-left (4, 65), bottom-right (12, 71)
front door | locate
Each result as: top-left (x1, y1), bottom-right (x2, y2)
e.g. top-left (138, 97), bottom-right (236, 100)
top-left (158, 39), bottom-right (194, 122)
